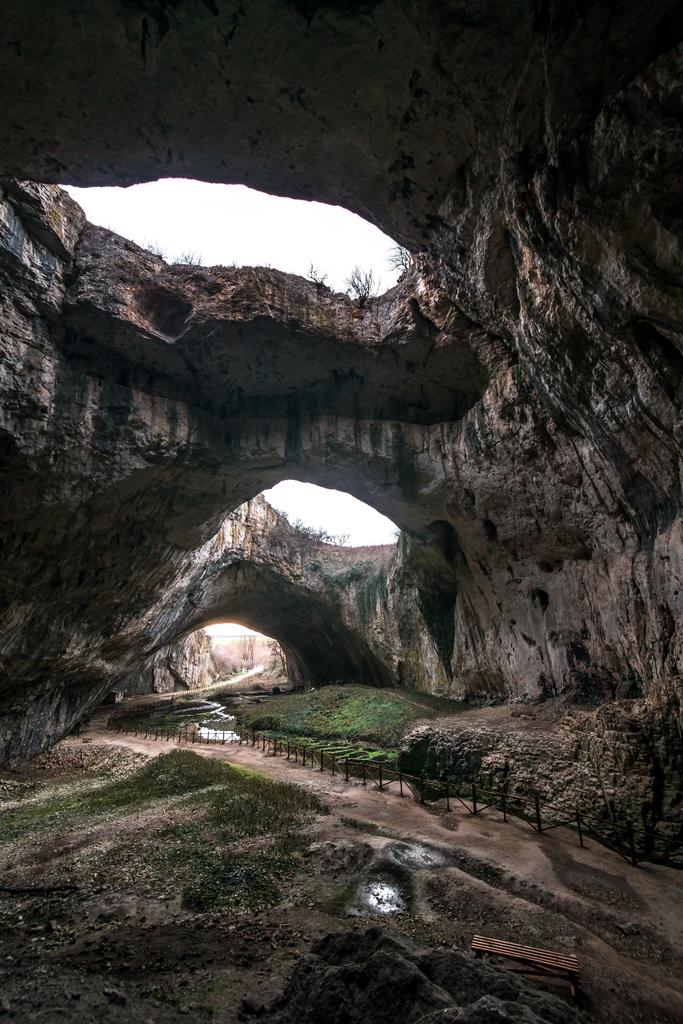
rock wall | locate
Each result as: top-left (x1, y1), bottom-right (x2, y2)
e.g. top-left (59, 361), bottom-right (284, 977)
top-left (0, 2), bottom-right (681, 796)
top-left (121, 629), bottom-right (220, 695)
top-left (399, 699), bottom-right (682, 842)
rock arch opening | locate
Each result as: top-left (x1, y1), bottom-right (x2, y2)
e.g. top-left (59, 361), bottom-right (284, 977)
top-left (62, 179), bottom-right (405, 297)
top-left (141, 484), bottom-right (403, 694)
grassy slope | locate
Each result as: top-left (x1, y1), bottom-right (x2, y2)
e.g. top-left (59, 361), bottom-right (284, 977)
top-left (237, 685), bottom-right (452, 750)
top-left (0, 752), bottom-right (326, 911)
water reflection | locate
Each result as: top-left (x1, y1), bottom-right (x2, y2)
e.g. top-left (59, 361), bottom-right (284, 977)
top-left (352, 877), bottom-right (407, 916)
top-left (386, 842), bottom-right (448, 868)
top-left (197, 724), bottom-right (240, 742)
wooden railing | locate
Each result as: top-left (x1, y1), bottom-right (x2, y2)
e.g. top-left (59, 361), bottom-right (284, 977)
top-left (105, 714), bottom-right (682, 869)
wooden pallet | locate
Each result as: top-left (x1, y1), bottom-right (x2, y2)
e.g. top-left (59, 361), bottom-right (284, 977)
top-left (471, 934), bottom-right (580, 998)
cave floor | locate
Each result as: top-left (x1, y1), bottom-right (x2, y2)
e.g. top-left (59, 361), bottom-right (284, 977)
top-left (0, 722), bottom-right (681, 1024)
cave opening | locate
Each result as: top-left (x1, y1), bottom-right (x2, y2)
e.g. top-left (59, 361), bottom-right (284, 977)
top-left (62, 178), bottom-right (407, 296)
top-left (204, 622), bottom-right (282, 683)
top-left (161, 481), bottom-right (402, 694)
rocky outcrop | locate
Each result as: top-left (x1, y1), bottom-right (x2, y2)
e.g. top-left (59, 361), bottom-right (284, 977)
top-left (262, 927), bottom-right (579, 1024)
top-left (399, 700), bottom-right (682, 842)
top-left (0, 0), bottom-right (681, 812)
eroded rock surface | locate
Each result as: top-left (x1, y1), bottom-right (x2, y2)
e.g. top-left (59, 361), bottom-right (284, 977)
top-left (400, 700), bottom-right (683, 839)
top-left (263, 927), bottom-right (579, 1024)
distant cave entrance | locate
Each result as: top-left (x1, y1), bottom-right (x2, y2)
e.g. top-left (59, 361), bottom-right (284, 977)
top-left (167, 482), bottom-right (400, 692)
top-left (204, 623), bottom-right (286, 684)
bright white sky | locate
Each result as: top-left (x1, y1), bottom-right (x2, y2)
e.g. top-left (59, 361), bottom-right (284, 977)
top-left (205, 623), bottom-right (264, 638)
top-left (263, 480), bottom-right (398, 546)
top-left (63, 178), bottom-right (401, 293)
top-left (65, 182), bottom-right (401, 641)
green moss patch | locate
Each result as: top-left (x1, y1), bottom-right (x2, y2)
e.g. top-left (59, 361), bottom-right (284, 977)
top-left (239, 685), bottom-right (450, 750)
top-left (1, 752), bottom-right (248, 841)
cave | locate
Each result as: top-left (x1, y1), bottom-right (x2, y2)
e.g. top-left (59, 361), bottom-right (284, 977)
top-left (0, 0), bottom-right (681, 800)
top-left (0, 3), bottom-right (682, 1019)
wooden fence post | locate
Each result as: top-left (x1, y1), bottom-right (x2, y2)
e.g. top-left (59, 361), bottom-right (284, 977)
top-left (501, 791), bottom-right (507, 822)
top-left (378, 763), bottom-right (383, 791)
top-left (576, 808), bottom-right (584, 848)
top-left (420, 776), bottom-right (425, 804)
top-left (471, 783), bottom-right (478, 816)
top-left (345, 758), bottom-right (349, 782)
top-left (320, 750), bottom-right (324, 772)
top-left (399, 773), bottom-right (404, 797)
top-left (362, 763), bottom-right (366, 786)
top-left (627, 823), bottom-right (638, 866)
top-left (534, 794), bottom-right (543, 832)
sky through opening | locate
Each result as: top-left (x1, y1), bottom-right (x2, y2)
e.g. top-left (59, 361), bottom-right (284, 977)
top-left (63, 179), bottom-right (402, 294)
top-left (262, 481), bottom-right (398, 547)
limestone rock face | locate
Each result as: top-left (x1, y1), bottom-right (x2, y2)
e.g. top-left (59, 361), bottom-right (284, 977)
top-left (0, 0), bottom-right (681, 805)
top-left (399, 699), bottom-right (683, 842)
top-left (122, 628), bottom-right (220, 695)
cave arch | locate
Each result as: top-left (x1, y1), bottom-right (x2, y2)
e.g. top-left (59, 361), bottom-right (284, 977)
top-left (177, 560), bottom-right (393, 688)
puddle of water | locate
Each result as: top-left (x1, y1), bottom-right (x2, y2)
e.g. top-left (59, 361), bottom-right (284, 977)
top-left (197, 715), bottom-right (239, 742)
top-left (351, 877), bottom-right (408, 916)
top-left (386, 842), bottom-right (448, 869)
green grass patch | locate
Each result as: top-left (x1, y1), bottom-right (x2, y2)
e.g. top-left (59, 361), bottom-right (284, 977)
top-left (3, 750), bottom-right (328, 914)
top-left (207, 770), bottom-right (325, 838)
top-left (180, 837), bottom-right (299, 911)
top-left (238, 685), bottom-right (450, 750)
top-left (0, 752), bottom-right (235, 841)
top-left (87, 763), bottom-right (326, 912)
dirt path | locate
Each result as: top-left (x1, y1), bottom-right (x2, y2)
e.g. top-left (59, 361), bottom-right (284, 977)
top-left (85, 715), bottom-right (683, 949)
